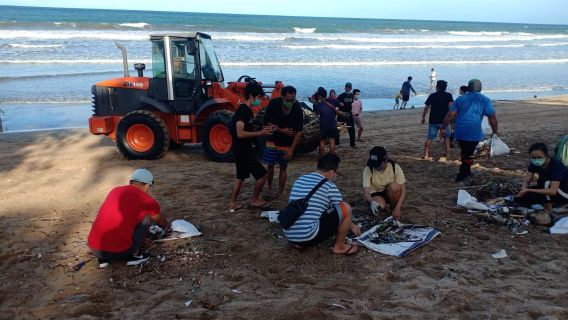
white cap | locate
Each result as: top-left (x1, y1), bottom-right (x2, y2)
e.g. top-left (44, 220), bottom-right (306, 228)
top-left (130, 169), bottom-right (154, 185)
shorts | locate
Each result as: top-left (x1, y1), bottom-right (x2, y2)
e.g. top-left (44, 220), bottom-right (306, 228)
top-left (235, 152), bottom-right (267, 180)
top-left (353, 115), bottom-right (363, 129)
top-left (262, 145), bottom-right (288, 169)
top-left (402, 93), bottom-right (410, 101)
top-left (320, 128), bottom-right (339, 140)
top-left (371, 190), bottom-right (390, 204)
top-left (427, 123), bottom-right (451, 140)
top-left (290, 202), bottom-right (348, 247)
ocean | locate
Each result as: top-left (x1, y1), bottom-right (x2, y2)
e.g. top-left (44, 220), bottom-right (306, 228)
top-left (1, 5), bottom-right (568, 132)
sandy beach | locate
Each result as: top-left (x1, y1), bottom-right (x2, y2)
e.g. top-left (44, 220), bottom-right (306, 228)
top-left (1, 97), bottom-right (567, 319)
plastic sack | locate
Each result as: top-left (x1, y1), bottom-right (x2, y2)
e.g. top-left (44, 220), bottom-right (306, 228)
top-left (490, 135), bottom-right (510, 157)
top-left (481, 116), bottom-right (492, 135)
top-left (457, 189), bottom-right (489, 211)
top-left (171, 219), bottom-right (202, 237)
top-left (550, 217), bottom-right (568, 234)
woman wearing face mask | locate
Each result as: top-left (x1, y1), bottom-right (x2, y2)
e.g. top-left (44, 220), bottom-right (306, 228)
top-left (351, 89), bottom-right (364, 142)
top-left (515, 142), bottom-right (568, 214)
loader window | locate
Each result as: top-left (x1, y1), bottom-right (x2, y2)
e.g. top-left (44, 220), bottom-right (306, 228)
top-left (199, 38), bottom-right (224, 82)
top-left (171, 40), bottom-right (196, 98)
top-left (151, 41), bottom-right (166, 78)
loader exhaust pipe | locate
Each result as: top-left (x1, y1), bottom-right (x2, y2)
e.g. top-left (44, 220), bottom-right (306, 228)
top-left (114, 41), bottom-right (130, 77)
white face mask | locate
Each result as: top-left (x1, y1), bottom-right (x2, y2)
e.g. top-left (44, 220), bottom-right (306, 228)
top-left (354, 94), bottom-right (361, 100)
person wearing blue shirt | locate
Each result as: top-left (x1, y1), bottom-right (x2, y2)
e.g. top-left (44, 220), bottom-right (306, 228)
top-left (442, 79), bottom-right (498, 182)
top-left (283, 154), bottom-right (361, 255)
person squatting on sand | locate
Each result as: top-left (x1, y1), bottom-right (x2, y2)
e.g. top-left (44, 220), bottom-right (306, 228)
top-left (263, 86), bottom-right (304, 197)
top-left (363, 146), bottom-right (407, 220)
top-left (283, 154), bottom-right (362, 255)
top-left (313, 87), bottom-right (339, 157)
top-left (421, 80), bottom-right (454, 159)
top-left (442, 79), bottom-right (499, 182)
top-left (351, 89), bottom-right (365, 142)
top-left (87, 169), bottom-right (168, 268)
top-left (515, 142), bottom-right (568, 214)
top-left (337, 82), bottom-right (357, 148)
top-left (229, 81), bottom-right (274, 211)
top-left (400, 76), bottom-right (417, 110)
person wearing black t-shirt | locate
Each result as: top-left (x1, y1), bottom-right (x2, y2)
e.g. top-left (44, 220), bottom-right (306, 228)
top-left (337, 82), bottom-right (356, 148)
top-left (229, 81), bottom-right (274, 212)
top-left (516, 142), bottom-right (568, 214)
top-left (421, 80), bottom-right (454, 159)
top-left (263, 86), bottom-right (304, 196)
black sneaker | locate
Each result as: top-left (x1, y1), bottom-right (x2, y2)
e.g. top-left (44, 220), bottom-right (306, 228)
top-left (98, 258), bottom-right (110, 269)
top-left (455, 172), bottom-right (471, 182)
top-left (126, 253), bottom-right (150, 266)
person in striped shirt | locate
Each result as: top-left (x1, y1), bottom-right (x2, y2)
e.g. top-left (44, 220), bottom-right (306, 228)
top-left (283, 154), bottom-right (361, 255)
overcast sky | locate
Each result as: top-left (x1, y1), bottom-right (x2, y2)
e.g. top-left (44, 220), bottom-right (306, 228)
top-left (1, 0), bottom-right (567, 25)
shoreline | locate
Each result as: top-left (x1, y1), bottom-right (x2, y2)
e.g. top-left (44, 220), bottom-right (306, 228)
top-left (1, 92), bottom-right (567, 134)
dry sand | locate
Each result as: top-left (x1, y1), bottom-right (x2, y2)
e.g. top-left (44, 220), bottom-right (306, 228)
top-left (1, 97), bottom-right (567, 319)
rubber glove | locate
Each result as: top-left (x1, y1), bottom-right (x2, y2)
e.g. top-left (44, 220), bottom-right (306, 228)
top-left (370, 201), bottom-right (381, 215)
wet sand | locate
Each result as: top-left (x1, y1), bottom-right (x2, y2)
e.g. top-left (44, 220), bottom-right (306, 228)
top-left (1, 97), bottom-right (567, 319)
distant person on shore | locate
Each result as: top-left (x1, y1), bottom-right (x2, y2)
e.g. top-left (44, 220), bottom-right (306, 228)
top-left (459, 86), bottom-right (468, 96)
top-left (283, 153), bottom-right (361, 255)
top-left (449, 86), bottom-right (468, 148)
top-left (515, 142), bottom-right (568, 214)
top-left (313, 87), bottom-right (338, 157)
top-left (230, 81), bottom-right (273, 211)
top-left (351, 89), bottom-right (365, 142)
top-left (393, 91), bottom-right (402, 109)
top-left (88, 169), bottom-right (168, 268)
top-left (429, 68), bottom-right (437, 89)
top-left (337, 82), bottom-right (357, 148)
top-left (442, 79), bottom-right (499, 182)
top-left (421, 80), bottom-right (454, 159)
top-left (400, 77), bottom-right (417, 109)
top-left (363, 146), bottom-right (407, 220)
top-left (263, 86), bottom-right (304, 197)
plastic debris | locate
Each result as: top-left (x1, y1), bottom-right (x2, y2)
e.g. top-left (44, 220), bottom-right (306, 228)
top-left (550, 217), bottom-right (568, 234)
top-left (260, 211), bottom-right (279, 223)
top-left (457, 190), bottom-right (489, 211)
top-left (185, 299), bottom-right (192, 307)
top-left (491, 249), bottom-right (507, 259)
top-left (331, 303), bottom-right (348, 310)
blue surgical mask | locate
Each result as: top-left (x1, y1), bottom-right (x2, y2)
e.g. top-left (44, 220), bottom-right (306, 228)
top-left (531, 158), bottom-right (545, 167)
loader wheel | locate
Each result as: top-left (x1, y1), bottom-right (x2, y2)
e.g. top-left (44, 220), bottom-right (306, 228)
top-left (201, 110), bottom-right (234, 162)
top-left (116, 110), bottom-right (170, 160)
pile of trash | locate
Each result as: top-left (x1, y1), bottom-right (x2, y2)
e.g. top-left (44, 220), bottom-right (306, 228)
top-left (457, 189), bottom-right (550, 234)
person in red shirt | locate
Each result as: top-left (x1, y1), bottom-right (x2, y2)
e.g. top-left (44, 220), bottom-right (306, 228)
top-left (88, 169), bottom-right (168, 268)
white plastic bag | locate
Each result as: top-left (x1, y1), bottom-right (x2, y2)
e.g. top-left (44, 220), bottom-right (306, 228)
top-left (550, 217), bottom-right (568, 234)
top-left (170, 219), bottom-right (202, 237)
top-left (457, 189), bottom-right (489, 211)
top-left (481, 116), bottom-right (492, 135)
top-left (490, 135), bottom-right (510, 157)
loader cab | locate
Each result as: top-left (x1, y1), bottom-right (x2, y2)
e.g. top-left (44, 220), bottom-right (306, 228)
top-left (150, 32), bottom-right (224, 113)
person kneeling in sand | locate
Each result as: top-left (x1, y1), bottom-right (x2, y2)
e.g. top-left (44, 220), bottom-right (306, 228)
top-left (87, 169), bottom-right (169, 268)
top-left (515, 143), bottom-right (568, 215)
top-left (363, 146), bottom-right (407, 220)
top-left (283, 153), bottom-right (361, 255)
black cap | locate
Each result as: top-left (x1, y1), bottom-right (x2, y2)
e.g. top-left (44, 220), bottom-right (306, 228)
top-left (367, 146), bottom-right (388, 168)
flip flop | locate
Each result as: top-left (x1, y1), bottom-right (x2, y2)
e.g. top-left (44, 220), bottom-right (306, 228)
top-left (331, 244), bottom-right (358, 255)
top-left (250, 202), bottom-right (270, 210)
top-left (229, 203), bottom-right (245, 213)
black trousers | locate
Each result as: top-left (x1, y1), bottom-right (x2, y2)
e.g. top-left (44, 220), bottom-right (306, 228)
top-left (337, 114), bottom-right (356, 146)
top-left (458, 140), bottom-right (479, 177)
top-left (92, 223), bottom-right (149, 260)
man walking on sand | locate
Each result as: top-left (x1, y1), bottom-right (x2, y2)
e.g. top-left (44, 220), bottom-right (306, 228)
top-left (88, 168), bottom-right (168, 268)
top-left (421, 80), bottom-right (454, 159)
top-left (283, 153), bottom-right (361, 254)
top-left (442, 79), bottom-right (498, 182)
top-left (337, 82), bottom-right (357, 148)
top-left (263, 85), bottom-right (304, 197)
top-left (230, 81), bottom-right (274, 211)
top-left (400, 77), bottom-right (417, 109)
